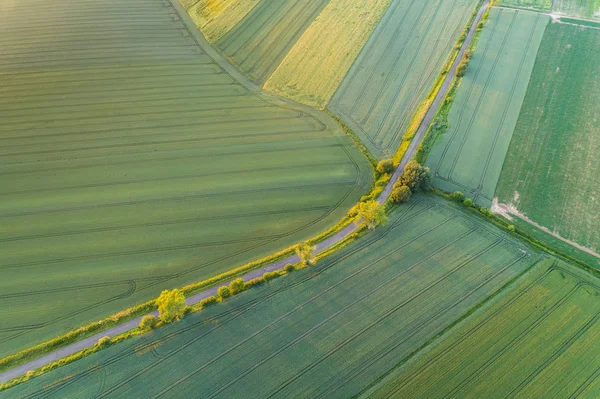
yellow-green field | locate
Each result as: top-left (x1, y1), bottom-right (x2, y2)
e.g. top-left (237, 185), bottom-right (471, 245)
top-left (264, 0), bottom-right (393, 109)
top-left (0, 0), bottom-right (371, 359)
top-left (181, 0), bottom-right (260, 42)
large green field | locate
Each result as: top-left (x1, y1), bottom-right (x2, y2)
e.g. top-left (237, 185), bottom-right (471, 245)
top-left (0, 0), bottom-right (372, 358)
top-left (0, 196), bottom-right (541, 397)
top-left (210, 0), bottom-right (330, 84)
top-left (369, 259), bottom-right (600, 398)
top-left (427, 8), bottom-right (548, 207)
top-left (329, 0), bottom-right (478, 159)
top-left (495, 21), bottom-right (600, 253)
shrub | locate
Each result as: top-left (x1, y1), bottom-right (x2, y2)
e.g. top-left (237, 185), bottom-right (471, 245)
top-left (376, 159), bottom-right (394, 175)
top-left (508, 224), bottom-right (516, 232)
top-left (139, 315), bottom-right (157, 331)
top-left (217, 286), bottom-right (231, 299)
top-left (390, 185), bottom-right (412, 203)
top-left (452, 191), bottom-right (465, 202)
top-left (199, 295), bottom-right (218, 308)
top-left (296, 243), bottom-right (316, 266)
top-left (229, 278), bottom-right (245, 295)
top-left (456, 60), bottom-right (468, 77)
top-left (464, 197), bottom-right (474, 207)
top-left (156, 289), bottom-right (186, 323)
top-left (284, 264), bottom-right (295, 273)
top-left (95, 336), bottom-right (111, 348)
top-left (355, 200), bottom-right (388, 230)
top-left (263, 271), bottom-right (278, 282)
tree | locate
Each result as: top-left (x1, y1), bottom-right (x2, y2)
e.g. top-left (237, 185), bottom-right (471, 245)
top-left (391, 185), bottom-right (412, 203)
top-left (399, 160), bottom-right (431, 191)
top-left (229, 278), bottom-right (245, 295)
top-left (296, 243), bottom-right (316, 267)
top-left (456, 59), bottom-right (468, 77)
top-left (355, 200), bottom-right (388, 230)
top-left (156, 289), bottom-right (186, 323)
top-left (463, 197), bottom-right (474, 207)
top-left (217, 286), bottom-right (231, 299)
top-left (376, 159), bottom-right (394, 175)
top-left (139, 315), bottom-right (157, 331)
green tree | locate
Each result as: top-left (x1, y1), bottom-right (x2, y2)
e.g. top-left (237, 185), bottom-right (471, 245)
top-left (217, 286), bottom-right (231, 299)
top-left (156, 289), bottom-right (186, 323)
top-left (355, 200), bottom-right (388, 230)
top-left (399, 160), bottom-right (431, 191)
top-left (452, 191), bottom-right (465, 202)
top-left (463, 197), bottom-right (474, 207)
top-left (376, 159), bottom-right (394, 175)
top-left (229, 278), bottom-right (245, 295)
top-left (390, 185), bottom-right (412, 203)
top-left (139, 315), bottom-right (157, 331)
top-left (296, 243), bottom-right (316, 266)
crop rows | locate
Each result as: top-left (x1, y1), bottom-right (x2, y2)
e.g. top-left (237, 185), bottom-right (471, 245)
top-left (427, 8), bottom-right (548, 207)
top-left (0, 0), bottom-right (371, 358)
top-left (329, 0), bottom-right (478, 159)
top-left (1, 196), bottom-right (540, 398)
top-left (371, 260), bottom-right (600, 398)
top-left (495, 21), bottom-right (600, 253)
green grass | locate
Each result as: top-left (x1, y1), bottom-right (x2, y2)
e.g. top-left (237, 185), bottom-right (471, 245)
top-left (495, 22), bottom-right (600, 253)
top-left (212, 0), bottom-right (330, 84)
top-left (498, 0), bottom-right (552, 11)
top-left (426, 8), bottom-right (548, 207)
top-left (328, 0), bottom-right (479, 159)
top-left (368, 259), bottom-right (600, 398)
top-left (0, 0), bottom-right (372, 359)
top-left (0, 196), bottom-right (541, 397)
top-left (554, 0), bottom-right (600, 20)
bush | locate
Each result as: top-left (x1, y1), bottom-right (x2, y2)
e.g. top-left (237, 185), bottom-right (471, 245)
top-left (456, 60), bottom-right (468, 77)
top-left (156, 289), bottom-right (186, 323)
top-left (390, 185), bottom-right (412, 203)
top-left (376, 159), bottom-right (394, 175)
top-left (508, 224), bottom-right (516, 232)
top-left (284, 264), bottom-right (295, 273)
top-left (452, 191), bottom-right (465, 202)
top-left (217, 286), bottom-right (231, 299)
top-left (263, 271), bottom-right (278, 282)
top-left (463, 198), bottom-right (474, 207)
top-left (139, 315), bottom-right (157, 331)
top-left (95, 336), bottom-right (111, 348)
top-left (229, 278), bottom-right (245, 295)
top-left (199, 295), bottom-right (218, 308)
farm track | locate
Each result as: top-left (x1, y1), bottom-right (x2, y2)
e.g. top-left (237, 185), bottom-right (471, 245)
top-left (0, 0), bottom-right (490, 387)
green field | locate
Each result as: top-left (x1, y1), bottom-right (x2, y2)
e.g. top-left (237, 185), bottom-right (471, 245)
top-left (369, 259), bottom-right (600, 398)
top-left (0, 196), bottom-right (541, 397)
top-left (427, 8), bottom-right (548, 207)
top-left (329, 0), bottom-right (478, 159)
top-left (498, 0), bottom-right (552, 11)
top-left (0, 0), bottom-right (372, 358)
top-left (495, 22), bottom-right (600, 253)
top-left (212, 0), bottom-right (330, 84)
top-left (554, 0), bottom-right (600, 20)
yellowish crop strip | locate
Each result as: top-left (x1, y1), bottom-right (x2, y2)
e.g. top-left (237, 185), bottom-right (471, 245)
top-left (264, 0), bottom-right (393, 109)
top-left (182, 0), bottom-right (261, 42)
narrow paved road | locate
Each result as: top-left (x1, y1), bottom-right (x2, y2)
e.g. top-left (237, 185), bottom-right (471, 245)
top-left (0, 0), bottom-right (490, 385)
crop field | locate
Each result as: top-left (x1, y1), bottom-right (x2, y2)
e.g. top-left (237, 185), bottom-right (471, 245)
top-left (498, 0), bottom-right (552, 11)
top-left (0, 196), bottom-right (542, 398)
top-left (495, 22), bottom-right (600, 253)
top-left (369, 259), bottom-right (600, 398)
top-left (211, 0), bottom-right (331, 84)
top-left (554, 0), bottom-right (600, 20)
top-left (0, 0), bottom-right (372, 358)
top-left (181, 0), bottom-right (261, 42)
top-left (328, 0), bottom-right (478, 159)
top-left (264, 0), bottom-right (393, 109)
top-left (427, 8), bottom-right (548, 207)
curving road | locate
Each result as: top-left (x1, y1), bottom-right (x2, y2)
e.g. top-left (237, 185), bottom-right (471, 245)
top-left (0, 0), bottom-right (490, 385)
